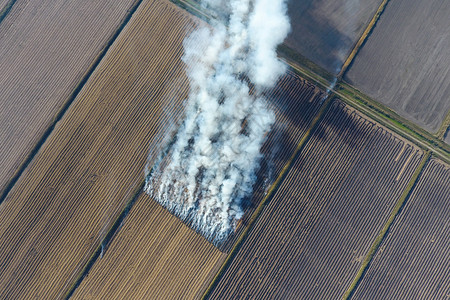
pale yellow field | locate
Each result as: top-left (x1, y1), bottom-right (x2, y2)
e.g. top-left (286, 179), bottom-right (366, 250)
top-left (72, 193), bottom-right (226, 299)
top-left (0, 0), bottom-right (197, 298)
top-left (0, 0), bottom-right (136, 193)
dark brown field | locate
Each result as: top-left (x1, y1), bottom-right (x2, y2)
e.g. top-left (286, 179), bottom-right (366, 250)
top-left (0, 0), bottom-right (197, 298)
top-left (0, 0), bottom-right (136, 193)
top-left (345, 0), bottom-right (450, 133)
top-left (353, 159), bottom-right (450, 299)
top-left (209, 100), bottom-right (423, 299)
top-left (285, 0), bottom-right (382, 73)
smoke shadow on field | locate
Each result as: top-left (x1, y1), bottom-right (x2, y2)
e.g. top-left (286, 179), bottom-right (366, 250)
top-left (284, 0), bottom-right (355, 74)
top-left (312, 100), bottom-right (376, 150)
top-left (219, 73), bottom-right (326, 251)
top-left (219, 97), bottom-right (377, 252)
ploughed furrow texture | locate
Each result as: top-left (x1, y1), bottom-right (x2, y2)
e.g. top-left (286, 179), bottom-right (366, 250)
top-left (0, 0), bottom-right (196, 298)
top-left (345, 0), bottom-right (450, 132)
top-left (68, 74), bottom-right (326, 299)
top-left (220, 73), bottom-right (325, 251)
top-left (210, 100), bottom-right (423, 299)
top-left (0, 0), bottom-right (138, 193)
top-left (71, 193), bottom-right (226, 299)
top-left (354, 159), bottom-right (450, 299)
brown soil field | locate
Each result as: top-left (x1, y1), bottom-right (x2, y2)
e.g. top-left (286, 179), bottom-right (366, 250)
top-left (209, 100), bottom-right (424, 299)
top-left (0, 0), bottom-right (136, 194)
top-left (0, 0), bottom-right (198, 298)
top-left (69, 73), bottom-right (327, 298)
top-left (353, 158), bottom-right (450, 299)
top-left (71, 193), bottom-right (226, 299)
top-left (285, 0), bottom-right (382, 73)
top-left (345, 0), bottom-right (450, 133)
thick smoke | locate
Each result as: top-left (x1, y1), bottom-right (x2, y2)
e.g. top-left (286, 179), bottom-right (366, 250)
top-left (145, 0), bottom-right (290, 244)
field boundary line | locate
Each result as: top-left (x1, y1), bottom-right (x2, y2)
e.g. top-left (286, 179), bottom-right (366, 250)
top-left (63, 182), bottom-right (145, 299)
top-left (436, 109), bottom-right (450, 140)
top-left (0, 0), bottom-right (16, 24)
top-left (335, 83), bottom-right (450, 163)
top-left (0, 0), bottom-right (143, 205)
top-left (338, 0), bottom-right (390, 79)
top-left (201, 95), bottom-right (335, 300)
top-left (342, 151), bottom-right (431, 300)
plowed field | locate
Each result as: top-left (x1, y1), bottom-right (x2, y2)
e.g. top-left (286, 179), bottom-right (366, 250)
top-left (353, 159), bottom-right (450, 299)
top-left (209, 100), bottom-right (423, 299)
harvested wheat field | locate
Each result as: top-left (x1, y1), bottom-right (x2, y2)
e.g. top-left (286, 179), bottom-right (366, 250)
top-left (71, 193), bottom-right (226, 299)
top-left (345, 0), bottom-right (450, 133)
top-left (353, 158), bottom-right (450, 299)
top-left (209, 100), bottom-right (424, 299)
top-left (0, 0), bottom-right (138, 194)
top-left (0, 0), bottom-right (198, 298)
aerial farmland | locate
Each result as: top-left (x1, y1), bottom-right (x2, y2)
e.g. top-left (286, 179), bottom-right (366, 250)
top-left (345, 0), bottom-right (450, 133)
top-left (284, 0), bottom-right (383, 73)
top-left (0, 0), bottom-right (137, 195)
top-left (0, 0), bottom-right (448, 299)
top-left (208, 101), bottom-right (424, 299)
top-left (353, 159), bottom-right (450, 299)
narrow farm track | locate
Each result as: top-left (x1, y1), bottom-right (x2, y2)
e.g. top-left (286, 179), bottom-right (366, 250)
top-left (69, 72), bottom-right (327, 298)
top-left (353, 159), bottom-right (450, 299)
top-left (0, 0), bottom-right (138, 196)
top-left (0, 0), bottom-right (198, 298)
top-left (209, 100), bottom-right (424, 299)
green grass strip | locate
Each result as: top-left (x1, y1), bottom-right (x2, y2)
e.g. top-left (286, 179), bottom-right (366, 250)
top-left (436, 110), bottom-right (450, 140)
top-left (0, 0), bottom-right (17, 24)
top-left (202, 95), bottom-right (335, 299)
top-left (338, 0), bottom-right (390, 79)
top-left (342, 151), bottom-right (431, 300)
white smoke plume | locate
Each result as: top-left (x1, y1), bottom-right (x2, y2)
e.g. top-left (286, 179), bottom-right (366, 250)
top-left (145, 0), bottom-right (290, 244)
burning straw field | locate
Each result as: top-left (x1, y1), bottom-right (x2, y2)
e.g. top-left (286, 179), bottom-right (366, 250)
top-left (209, 100), bottom-right (424, 299)
top-left (69, 71), bottom-right (326, 298)
top-left (0, 0), bottom-right (448, 299)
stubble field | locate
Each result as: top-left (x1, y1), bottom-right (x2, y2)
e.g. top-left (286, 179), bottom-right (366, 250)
top-left (0, 0), bottom-right (137, 194)
top-left (71, 193), bottom-right (226, 300)
top-left (0, 0), bottom-right (196, 298)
